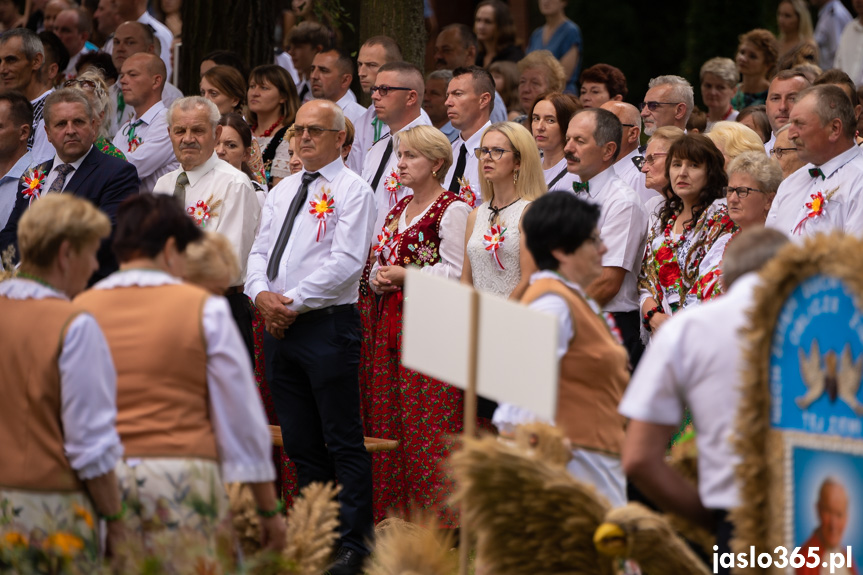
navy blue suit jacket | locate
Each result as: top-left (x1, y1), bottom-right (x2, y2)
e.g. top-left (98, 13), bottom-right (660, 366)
top-left (0, 145), bottom-right (140, 282)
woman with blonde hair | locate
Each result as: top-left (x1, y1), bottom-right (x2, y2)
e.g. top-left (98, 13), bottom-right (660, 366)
top-left (183, 231), bottom-right (240, 296)
top-left (706, 121), bottom-right (766, 167)
top-left (367, 125), bottom-right (471, 524)
top-left (517, 50), bottom-right (566, 123)
top-left (732, 29), bottom-right (779, 109)
top-left (776, 0), bottom-right (817, 65)
top-left (700, 57), bottom-right (739, 129)
top-left (65, 71), bottom-right (125, 159)
top-left (462, 121), bottom-right (545, 301)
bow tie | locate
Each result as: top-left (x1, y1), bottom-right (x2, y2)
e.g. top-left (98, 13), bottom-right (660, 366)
top-left (572, 181), bottom-right (589, 193)
top-left (809, 167), bottom-right (825, 180)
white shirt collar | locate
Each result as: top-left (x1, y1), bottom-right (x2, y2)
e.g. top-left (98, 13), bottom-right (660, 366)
top-left (92, 268), bottom-right (181, 290)
top-left (459, 120), bottom-right (493, 150)
top-left (182, 152), bottom-right (220, 187)
top-left (336, 91), bottom-right (357, 107)
top-left (132, 100), bottom-right (165, 124)
top-left (308, 156), bottom-right (345, 183)
top-left (51, 146), bottom-right (93, 171)
top-left (585, 165), bottom-right (616, 195)
top-left (815, 144), bottom-right (861, 178)
top-left (0, 277), bottom-right (66, 300)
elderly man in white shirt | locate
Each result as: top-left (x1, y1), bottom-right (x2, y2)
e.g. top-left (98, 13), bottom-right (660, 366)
top-left (602, 100), bottom-right (660, 205)
top-left (766, 85), bottom-right (863, 239)
top-left (112, 53), bottom-right (177, 194)
top-left (442, 66), bottom-right (496, 209)
top-left (620, 227), bottom-right (790, 575)
top-left (246, 99), bottom-right (375, 575)
top-left (564, 107), bottom-right (648, 366)
top-left (362, 61), bottom-right (431, 236)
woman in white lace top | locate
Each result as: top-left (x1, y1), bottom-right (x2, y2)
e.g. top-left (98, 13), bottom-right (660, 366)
top-left (462, 121), bottom-right (547, 300)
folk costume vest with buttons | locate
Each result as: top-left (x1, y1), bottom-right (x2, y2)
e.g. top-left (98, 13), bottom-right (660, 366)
top-left (521, 277), bottom-right (630, 456)
top-left (76, 283), bottom-right (218, 460)
top-left (0, 296), bottom-right (84, 492)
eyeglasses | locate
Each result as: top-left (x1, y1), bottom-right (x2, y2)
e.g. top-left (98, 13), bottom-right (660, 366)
top-left (722, 186), bottom-right (763, 198)
top-left (641, 152), bottom-right (667, 168)
top-left (64, 78), bottom-right (96, 90)
top-left (587, 233), bottom-right (603, 247)
top-left (474, 147), bottom-right (518, 160)
top-left (639, 101), bottom-right (680, 112)
top-left (621, 123), bottom-right (638, 128)
top-left (770, 147), bottom-right (798, 159)
top-left (370, 85), bottom-right (412, 97)
top-left (291, 124), bottom-right (340, 138)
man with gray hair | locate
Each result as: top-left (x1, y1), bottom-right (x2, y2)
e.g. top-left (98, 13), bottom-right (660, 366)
top-left (564, 107), bottom-right (648, 369)
top-left (766, 84), bottom-right (863, 239)
top-left (601, 100), bottom-right (658, 204)
top-left (153, 96), bottom-right (259, 287)
top-left (0, 88), bottom-right (139, 283)
top-left (639, 74), bottom-right (693, 136)
top-left (0, 29), bottom-right (55, 163)
top-left (424, 69), bottom-right (457, 142)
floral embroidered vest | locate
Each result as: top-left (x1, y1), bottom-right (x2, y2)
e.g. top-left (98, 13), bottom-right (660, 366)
top-left (378, 191), bottom-right (462, 268)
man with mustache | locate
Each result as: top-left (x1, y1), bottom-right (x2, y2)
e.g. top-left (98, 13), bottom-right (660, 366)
top-left (0, 88), bottom-right (139, 283)
top-left (766, 84), bottom-right (863, 239)
top-left (153, 96), bottom-right (261, 356)
top-left (564, 107), bottom-right (648, 367)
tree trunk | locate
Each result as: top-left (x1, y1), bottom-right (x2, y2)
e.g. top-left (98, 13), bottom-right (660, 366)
top-left (359, 0), bottom-right (426, 71)
top-left (178, 0), bottom-right (276, 95)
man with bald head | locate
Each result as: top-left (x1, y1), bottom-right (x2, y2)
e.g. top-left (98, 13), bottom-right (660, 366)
top-left (112, 0), bottom-right (173, 80)
top-left (601, 100), bottom-right (658, 204)
top-left (53, 7), bottom-right (95, 81)
top-left (797, 478), bottom-right (857, 575)
top-left (362, 61), bottom-right (430, 234)
top-left (109, 21), bottom-right (182, 136)
top-left (766, 85), bottom-right (863, 239)
top-left (112, 53), bottom-right (177, 194)
top-left (247, 99), bottom-right (375, 575)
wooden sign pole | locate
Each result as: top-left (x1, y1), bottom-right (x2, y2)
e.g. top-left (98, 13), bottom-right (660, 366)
top-left (458, 289), bottom-right (479, 575)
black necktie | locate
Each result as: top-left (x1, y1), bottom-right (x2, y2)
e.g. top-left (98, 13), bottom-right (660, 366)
top-left (449, 143), bottom-right (467, 193)
top-left (370, 137), bottom-right (393, 191)
top-left (267, 171), bottom-right (320, 281)
top-left (299, 83), bottom-right (309, 101)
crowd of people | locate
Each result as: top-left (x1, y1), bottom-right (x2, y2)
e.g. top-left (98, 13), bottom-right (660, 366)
top-left (2, 0), bottom-right (863, 574)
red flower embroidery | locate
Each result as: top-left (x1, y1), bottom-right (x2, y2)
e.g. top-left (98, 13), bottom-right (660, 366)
top-left (655, 245), bottom-right (674, 263)
top-left (658, 261), bottom-right (681, 288)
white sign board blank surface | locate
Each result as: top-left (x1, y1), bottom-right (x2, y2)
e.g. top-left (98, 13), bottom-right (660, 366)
top-left (401, 268), bottom-right (473, 389)
top-left (476, 293), bottom-right (559, 422)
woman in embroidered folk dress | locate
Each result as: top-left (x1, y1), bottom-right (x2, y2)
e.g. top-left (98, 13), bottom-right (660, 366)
top-left (0, 196), bottom-right (125, 570)
top-left (366, 125), bottom-right (470, 524)
top-left (638, 134), bottom-right (737, 334)
top-left (462, 121), bottom-right (546, 300)
top-left (74, 195), bottom-right (286, 558)
top-left (531, 92), bottom-right (582, 193)
top-left (247, 65), bottom-right (300, 187)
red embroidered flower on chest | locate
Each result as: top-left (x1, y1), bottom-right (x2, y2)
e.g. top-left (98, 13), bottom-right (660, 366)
top-left (187, 194), bottom-right (222, 228)
top-left (793, 186), bottom-right (839, 235)
top-left (374, 226), bottom-right (401, 265)
top-left (308, 190), bottom-right (335, 242)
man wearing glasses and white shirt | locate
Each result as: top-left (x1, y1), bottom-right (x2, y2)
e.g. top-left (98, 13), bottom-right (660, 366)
top-left (639, 75), bottom-right (693, 136)
top-left (246, 99), bottom-right (376, 575)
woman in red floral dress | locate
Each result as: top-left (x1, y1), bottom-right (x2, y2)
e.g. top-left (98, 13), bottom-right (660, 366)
top-left (367, 125), bottom-right (471, 524)
top-left (638, 134), bottom-right (738, 336)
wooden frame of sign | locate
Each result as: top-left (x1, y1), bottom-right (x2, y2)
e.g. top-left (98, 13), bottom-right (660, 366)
top-left (732, 233), bottom-right (863, 574)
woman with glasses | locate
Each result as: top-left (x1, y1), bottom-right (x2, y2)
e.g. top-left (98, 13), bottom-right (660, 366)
top-left (462, 121), bottom-right (546, 300)
top-left (247, 65), bottom-right (300, 187)
top-left (640, 126), bottom-right (685, 214)
top-left (732, 29), bottom-right (779, 110)
top-left (638, 134), bottom-right (737, 333)
top-left (530, 91), bottom-right (581, 192)
top-left (65, 71), bottom-right (125, 160)
top-left (367, 125), bottom-right (471, 524)
top-left (474, 0), bottom-right (524, 68)
top-left (699, 58), bottom-right (739, 130)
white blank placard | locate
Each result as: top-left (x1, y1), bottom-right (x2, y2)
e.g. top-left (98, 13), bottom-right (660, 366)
top-left (401, 268), bottom-right (473, 389)
top-left (476, 293), bottom-right (559, 422)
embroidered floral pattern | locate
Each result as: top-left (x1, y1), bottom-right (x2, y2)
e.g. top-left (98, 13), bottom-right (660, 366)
top-left (482, 224), bottom-right (507, 270)
top-left (405, 231), bottom-right (438, 265)
top-left (457, 176), bottom-right (476, 208)
top-left (187, 195), bottom-right (222, 228)
top-left (308, 190), bottom-right (335, 242)
top-left (384, 169), bottom-right (402, 207)
top-left (21, 168), bottom-right (47, 206)
top-left (374, 226), bottom-right (401, 266)
top-left (793, 186), bottom-right (840, 235)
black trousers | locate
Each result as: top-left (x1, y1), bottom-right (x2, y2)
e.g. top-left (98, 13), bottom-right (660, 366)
top-left (226, 291), bottom-right (255, 365)
top-left (611, 310), bottom-right (645, 371)
top-left (264, 305), bottom-right (373, 554)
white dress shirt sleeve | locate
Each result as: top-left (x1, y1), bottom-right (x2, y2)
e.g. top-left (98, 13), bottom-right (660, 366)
top-left (420, 200), bottom-right (470, 280)
top-left (59, 313), bottom-right (124, 480)
top-left (245, 188), bottom-right (276, 304)
top-left (211, 178), bottom-right (261, 282)
top-left (202, 296), bottom-right (275, 484)
top-left (601, 196), bottom-right (649, 271)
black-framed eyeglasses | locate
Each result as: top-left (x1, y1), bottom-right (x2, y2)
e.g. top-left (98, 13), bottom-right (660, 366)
top-left (474, 147), bottom-right (519, 160)
top-left (722, 186), bottom-right (763, 198)
top-left (291, 124), bottom-right (340, 138)
top-left (639, 101), bottom-right (680, 112)
top-left (621, 123), bottom-right (638, 128)
top-left (370, 85), bottom-right (412, 97)
top-left (64, 78), bottom-right (96, 90)
top-left (770, 147), bottom-right (798, 159)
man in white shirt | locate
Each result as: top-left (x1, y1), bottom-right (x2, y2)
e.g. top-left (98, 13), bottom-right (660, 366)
top-left (112, 53), bottom-right (177, 195)
top-left (640, 75), bottom-right (693, 136)
top-left (812, 0), bottom-right (853, 69)
top-left (246, 100), bottom-right (375, 575)
top-left (764, 70), bottom-right (810, 153)
top-left (109, 21), bottom-right (182, 136)
top-left (0, 29), bottom-right (54, 163)
top-left (442, 66), bottom-right (495, 208)
top-left (53, 7), bottom-right (94, 82)
top-left (834, 1), bottom-right (863, 84)
top-left (766, 85), bottom-right (863, 238)
top-left (362, 61), bottom-right (430, 236)
top-left (286, 21), bottom-right (330, 104)
top-left (564, 107), bottom-right (648, 365)
top-left (601, 100), bottom-right (659, 205)
top-left (620, 227), bottom-right (790, 575)
top-left (310, 48), bottom-right (366, 172)
top-left (113, 0), bottom-right (173, 80)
